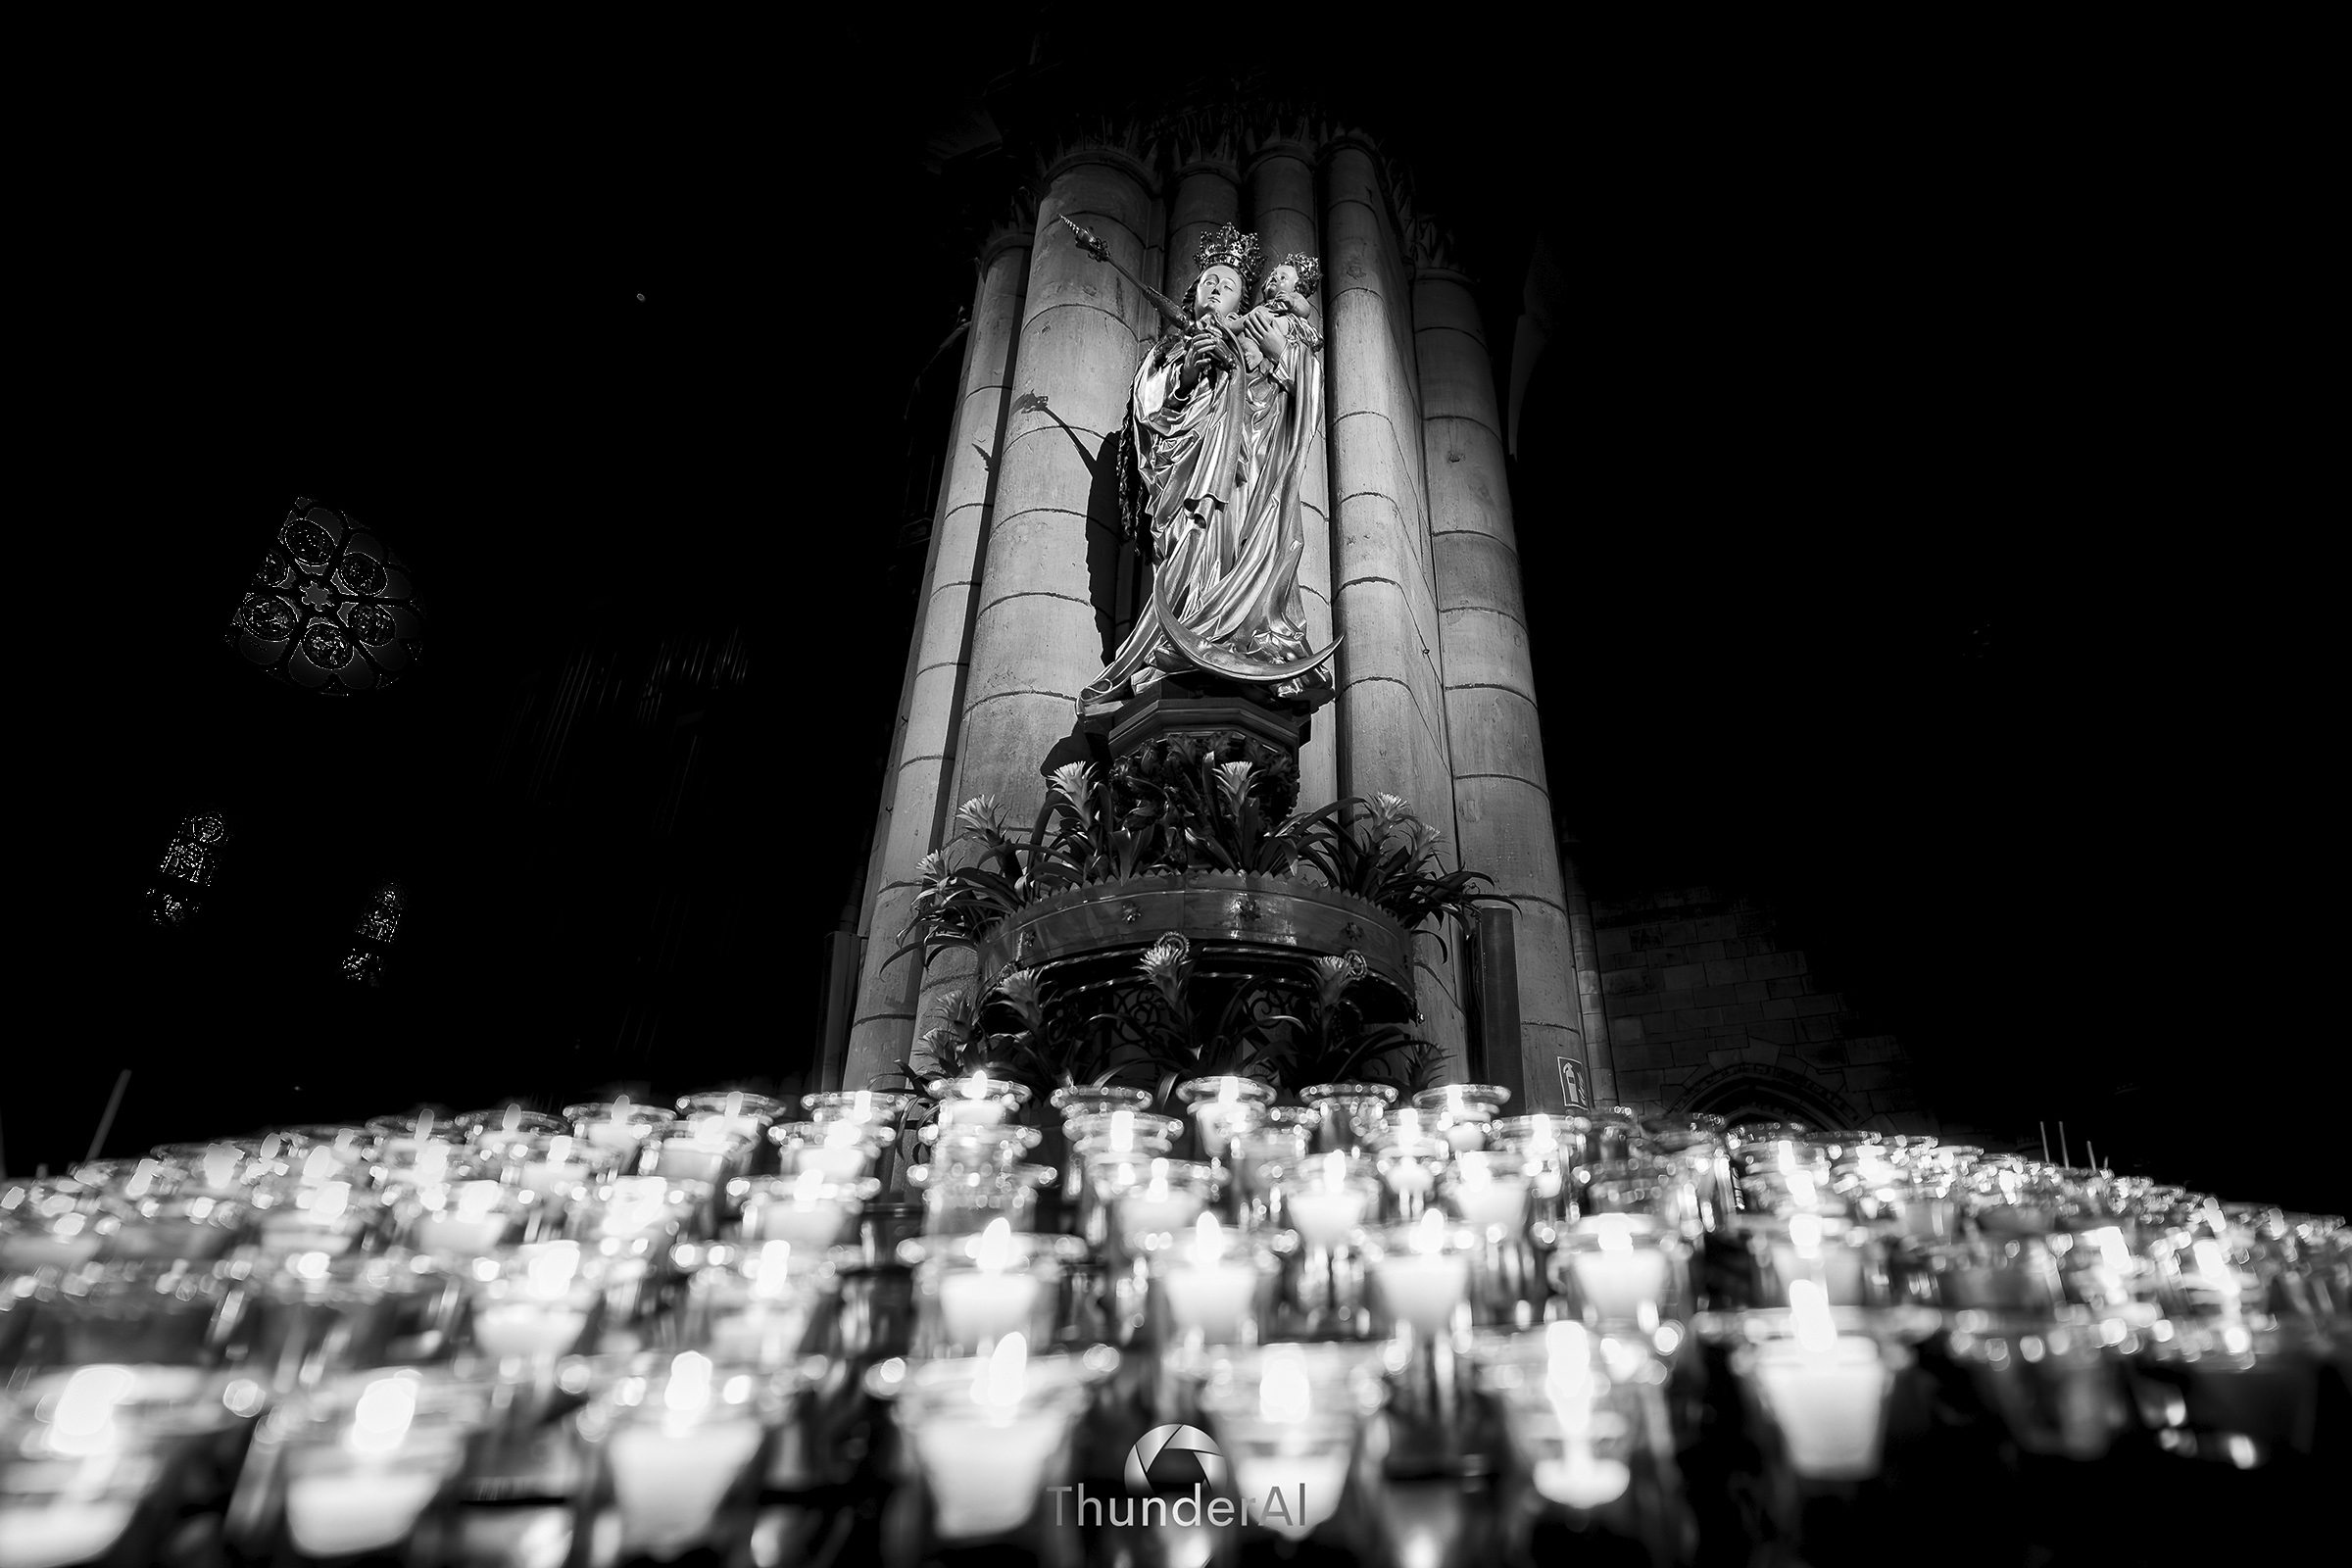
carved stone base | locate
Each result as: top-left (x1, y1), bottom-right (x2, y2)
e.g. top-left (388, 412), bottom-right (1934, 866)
top-left (1039, 676), bottom-right (1317, 822)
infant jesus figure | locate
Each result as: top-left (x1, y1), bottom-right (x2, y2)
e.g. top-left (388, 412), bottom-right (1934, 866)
top-left (1235, 254), bottom-right (1322, 387)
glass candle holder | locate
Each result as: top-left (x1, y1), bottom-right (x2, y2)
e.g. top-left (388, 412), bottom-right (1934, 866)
top-left (642, 1127), bottom-right (754, 1189)
top-left (246, 1179), bottom-right (383, 1259)
top-left (1271, 1152), bottom-right (1381, 1338)
top-left (453, 1105), bottom-right (568, 1143)
top-left (1105, 1158), bottom-right (1225, 1249)
top-left (1364, 1213), bottom-right (1477, 1341)
top-left (910, 1162), bottom-right (1056, 1237)
top-left (234, 1250), bottom-right (455, 1394)
top-left (803, 1088), bottom-right (925, 1128)
top-left (1194, 1342), bottom-right (1387, 1541)
top-left (1471, 1321), bottom-right (1654, 1514)
top-left (1146, 1213), bottom-right (1281, 1350)
top-left (1444, 1152), bottom-right (1542, 1329)
top-left (892, 1338), bottom-right (1098, 1544)
top-left (1491, 1115), bottom-right (1591, 1225)
top-left (461, 1241), bottom-right (606, 1364)
top-left (1065, 1115), bottom-right (1181, 1242)
top-left (1745, 1213), bottom-right (1880, 1308)
top-left (1371, 1133), bottom-right (1451, 1223)
top-left (1944, 1305), bottom-right (2130, 1460)
top-left (675, 1242), bottom-right (830, 1369)
top-left (1298, 1082), bottom-right (1400, 1155)
top-left (404, 1179), bottom-right (521, 1261)
top-left (769, 1120), bottom-right (885, 1182)
top-left (1175, 1075), bottom-right (1277, 1168)
top-left (39, 1260), bottom-right (237, 1367)
top-left (1412, 1084), bottom-right (1512, 1152)
top-left (734, 1174), bottom-right (877, 1248)
top-left (904, 1220), bottom-right (1082, 1357)
top-left (3, 1364), bottom-right (263, 1568)
top-left (675, 1090), bottom-right (788, 1146)
top-left (0, 1184), bottom-right (111, 1271)
top-left (1716, 1303), bottom-right (1922, 1481)
top-left (100, 1192), bottom-right (250, 1262)
top-left (70, 1157), bottom-right (187, 1201)
top-left (1649, 1126), bottom-right (1738, 1238)
top-left (1549, 1213), bottom-right (1687, 1329)
top-left (1049, 1083), bottom-right (1153, 1122)
top-left (573, 1351), bottom-right (774, 1563)
top-left (1231, 1121), bottom-right (1316, 1231)
top-left (917, 1122), bottom-right (1046, 1173)
top-left (925, 1074), bottom-right (1033, 1128)
top-left (560, 1101), bottom-right (677, 1164)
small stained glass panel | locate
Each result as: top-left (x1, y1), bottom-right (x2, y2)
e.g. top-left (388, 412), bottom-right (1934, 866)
top-left (228, 499), bottom-right (425, 693)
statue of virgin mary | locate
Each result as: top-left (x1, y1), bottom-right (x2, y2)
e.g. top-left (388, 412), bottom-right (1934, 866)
top-left (1077, 225), bottom-right (1337, 714)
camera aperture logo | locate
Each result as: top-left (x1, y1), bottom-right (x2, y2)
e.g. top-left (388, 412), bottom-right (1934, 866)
top-left (1049, 1423), bottom-right (1310, 1532)
top-left (1125, 1424), bottom-right (1226, 1493)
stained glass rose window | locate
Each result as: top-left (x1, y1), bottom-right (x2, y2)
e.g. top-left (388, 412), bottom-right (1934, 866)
top-left (229, 500), bottom-right (425, 692)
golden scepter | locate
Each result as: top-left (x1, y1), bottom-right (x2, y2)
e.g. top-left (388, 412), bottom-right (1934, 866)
top-left (1061, 216), bottom-right (1196, 327)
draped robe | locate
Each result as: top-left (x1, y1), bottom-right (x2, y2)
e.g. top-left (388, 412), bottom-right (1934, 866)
top-left (1078, 304), bottom-right (1332, 714)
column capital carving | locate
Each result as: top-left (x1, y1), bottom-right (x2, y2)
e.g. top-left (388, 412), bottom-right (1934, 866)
top-left (1039, 136), bottom-right (1162, 197)
top-left (978, 195), bottom-right (1039, 272)
top-left (1405, 216), bottom-right (1473, 284)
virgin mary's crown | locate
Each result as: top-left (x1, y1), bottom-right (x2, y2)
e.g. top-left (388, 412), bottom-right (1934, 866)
top-left (1195, 223), bottom-right (1263, 287)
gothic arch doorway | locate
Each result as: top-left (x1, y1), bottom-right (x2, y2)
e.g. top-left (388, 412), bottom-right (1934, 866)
top-left (1673, 1062), bottom-right (1864, 1129)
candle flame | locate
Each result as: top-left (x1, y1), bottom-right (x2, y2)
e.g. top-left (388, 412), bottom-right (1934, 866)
top-left (49, 1365), bottom-right (134, 1457)
top-left (1194, 1210), bottom-right (1224, 1261)
top-left (978, 1331), bottom-right (1028, 1409)
top-left (612, 1096), bottom-right (630, 1118)
top-left (1788, 1212), bottom-right (1824, 1260)
top-left (524, 1243), bottom-right (582, 1295)
top-left (348, 1373), bottom-right (419, 1456)
top-left (724, 1091), bottom-right (745, 1119)
top-left (1217, 1079), bottom-right (1240, 1103)
top-left (852, 1090), bottom-right (874, 1121)
top-left (1788, 1277), bottom-right (1839, 1354)
top-left (1109, 1109), bottom-right (1135, 1152)
top-left (1324, 1150), bottom-right (1348, 1188)
top-left (664, 1351), bottom-right (713, 1413)
top-left (1544, 1321), bottom-right (1593, 1401)
top-left (1590, 1213), bottom-right (1638, 1253)
top-left (1259, 1345), bottom-right (1312, 1423)
top-left (503, 1104), bottom-right (523, 1135)
top-left (792, 1169), bottom-right (828, 1204)
top-left (548, 1135), bottom-right (574, 1164)
top-left (959, 1074), bottom-right (988, 1101)
top-left (314, 1181), bottom-right (351, 1222)
top-left (415, 1110), bottom-right (434, 1141)
top-left (258, 1134), bottom-right (283, 1162)
top-left (202, 1146), bottom-right (241, 1190)
top-left (125, 1158), bottom-right (161, 1200)
top-left (456, 1181), bottom-right (503, 1221)
top-left (1412, 1208), bottom-right (1447, 1255)
top-left (975, 1216), bottom-right (1015, 1273)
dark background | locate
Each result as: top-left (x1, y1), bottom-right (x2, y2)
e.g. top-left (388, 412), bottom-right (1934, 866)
top-left (17, 29), bottom-right (2335, 1209)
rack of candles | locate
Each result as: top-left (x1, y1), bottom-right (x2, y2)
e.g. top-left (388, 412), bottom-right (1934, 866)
top-left (2, 1091), bottom-right (2346, 1567)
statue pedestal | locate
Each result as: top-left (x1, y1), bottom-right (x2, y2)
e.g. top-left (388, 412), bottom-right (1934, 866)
top-left (1040, 674), bottom-right (1325, 792)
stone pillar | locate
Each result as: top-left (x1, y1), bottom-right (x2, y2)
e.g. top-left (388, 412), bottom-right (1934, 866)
top-left (1164, 156), bottom-right (1238, 314)
top-left (1322, 137), bottom-right (1465, 1065)
top-left (910, 148), bottom-right (1164, 1051)
top-left (1247, 138), bottom-right (1338, 813)
top-left (841, 233), bottom-right (1031, 1092)
top-left (1416, 261), bottom-right (1586, 1112)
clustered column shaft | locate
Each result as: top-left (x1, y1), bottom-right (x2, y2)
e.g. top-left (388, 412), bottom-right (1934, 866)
top-left (1247, 141), bottom-right (1339, 811)
top-left (1322, 138), bottom-right (1466, 1065)
top-left (841, 237), bottom-right (1032, 1092)
top-left (1416, 265), bottom-right (1588, 1111)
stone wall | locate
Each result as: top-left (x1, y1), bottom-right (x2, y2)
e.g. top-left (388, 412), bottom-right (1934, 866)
top-left (1592, 887), bottom-right (1927, 1130)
